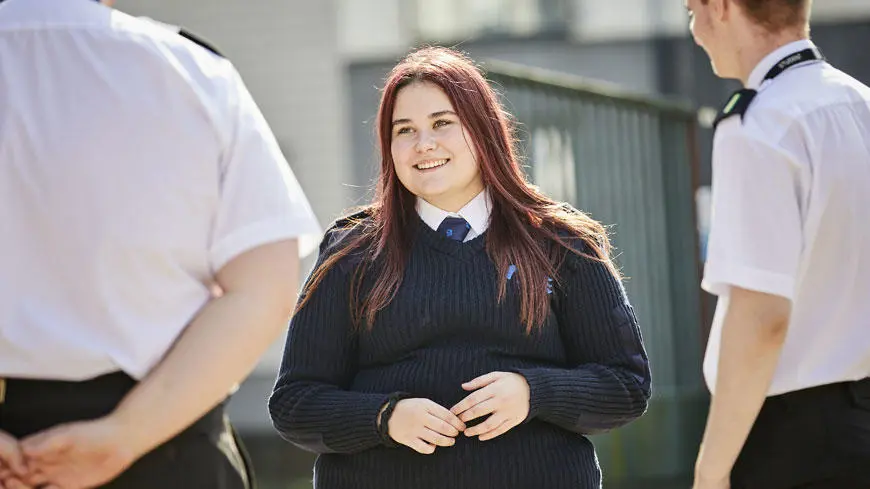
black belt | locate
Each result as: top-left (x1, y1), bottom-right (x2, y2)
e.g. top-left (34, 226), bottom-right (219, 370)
top-left (0, 371), bottom-right (227, 437)
top-left (0, 370), bottom-right (136, 404)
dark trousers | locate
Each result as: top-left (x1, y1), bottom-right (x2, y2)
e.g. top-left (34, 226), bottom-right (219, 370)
top-left (731, 377), bottom-right (870, 489)
top-left (0, 372), bottom-right (254, 489)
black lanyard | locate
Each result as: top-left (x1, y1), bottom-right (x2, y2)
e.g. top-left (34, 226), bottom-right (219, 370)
top-left (762, 48), bottom-right (824, 82)
top-left (713, 47), bottom-right (824, 129)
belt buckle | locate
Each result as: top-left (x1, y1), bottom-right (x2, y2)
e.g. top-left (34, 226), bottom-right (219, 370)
top-left (0, 377), bottom-right (5, 404)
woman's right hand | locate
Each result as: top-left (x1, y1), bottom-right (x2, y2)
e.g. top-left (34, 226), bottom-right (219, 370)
top-left (385, 398), bottom-right (465, 454)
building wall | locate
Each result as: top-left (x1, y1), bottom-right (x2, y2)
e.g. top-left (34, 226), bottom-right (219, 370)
top-left (575, 0), bottom-right (870, 40)
top-left (339, 0), bottom-right (870, 53)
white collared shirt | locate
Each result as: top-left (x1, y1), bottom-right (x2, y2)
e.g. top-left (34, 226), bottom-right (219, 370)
top-left (702, 39), bottom-right (870, 396)
top-left (416, 190), bottom-right (492, 242)
top-left (0, 0), bottom-right (321, 381)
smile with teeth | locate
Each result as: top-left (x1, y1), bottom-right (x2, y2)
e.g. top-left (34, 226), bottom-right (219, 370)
top-left (415, 159), bottom-right (449, 170)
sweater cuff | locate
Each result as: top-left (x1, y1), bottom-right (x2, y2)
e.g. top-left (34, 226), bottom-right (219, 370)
top-left (328, 392), bottom-right (397, 451)
top-left (513, 368), bottom-right (555, 422)
top-left (377, 391), bottom-right (413, 448)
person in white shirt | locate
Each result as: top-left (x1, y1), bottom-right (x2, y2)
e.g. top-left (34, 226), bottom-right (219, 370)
top-left (685, 1), bottom-right (870, 488)
top-left (0, 0), bottom-right (321, 487)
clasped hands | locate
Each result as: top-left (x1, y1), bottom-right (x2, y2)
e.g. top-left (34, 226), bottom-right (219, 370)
top-left (0, 417), bottom-right (139, 489)
top-left (382, 371), bottom-right (530, 454)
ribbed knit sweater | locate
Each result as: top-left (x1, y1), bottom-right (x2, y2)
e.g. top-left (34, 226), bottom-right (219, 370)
top-left (269, 213), bottom-right (651, 489)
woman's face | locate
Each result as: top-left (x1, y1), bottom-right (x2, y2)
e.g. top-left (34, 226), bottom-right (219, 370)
top-left (389, 81), bottom-right (484, 212)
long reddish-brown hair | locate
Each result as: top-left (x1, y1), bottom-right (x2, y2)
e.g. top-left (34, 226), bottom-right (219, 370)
top-left (297, 46), bottom-right (617, 332)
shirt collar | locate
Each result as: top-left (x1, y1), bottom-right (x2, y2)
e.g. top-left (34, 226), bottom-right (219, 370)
top-left (746, 39), bottom-right (818, 90)
top-left (416, 189), bottom-right (492, 236)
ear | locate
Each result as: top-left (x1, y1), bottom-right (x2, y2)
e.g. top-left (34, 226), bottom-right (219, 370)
top-left (709, 0), bottom-right (730, 22)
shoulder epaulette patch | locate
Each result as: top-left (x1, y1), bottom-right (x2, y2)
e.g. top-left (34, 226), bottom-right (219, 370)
top-left (178, 29), bottom-right (224, 58)
top-left (713, 89), bottom-right (758, 129)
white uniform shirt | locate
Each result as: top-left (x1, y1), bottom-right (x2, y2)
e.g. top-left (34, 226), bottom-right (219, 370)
top-left (702, 40), bottom-right (870, 396)
top-left (416, 190), bottom-right (492, 241)
top-left (0, 0), bottom-right (321, 381)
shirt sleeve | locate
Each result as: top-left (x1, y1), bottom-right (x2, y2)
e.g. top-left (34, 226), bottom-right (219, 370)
top-left (208, 64), bottom-right (321, 272)
top-left (702, 130), bottom-right (803, 300)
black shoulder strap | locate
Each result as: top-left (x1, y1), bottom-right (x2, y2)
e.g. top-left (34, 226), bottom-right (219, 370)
top-left (713, 47), bottom-right (823, 130)
top-left (138, 16), bottom-right (225, 58)
top-left (713, 89), bottom-right (758, 129)
top-left (178, 29), bottom-right (223, 58)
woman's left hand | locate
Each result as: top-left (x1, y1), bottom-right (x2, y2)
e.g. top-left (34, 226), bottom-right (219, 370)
top-left (450, 372), bottom-right (530, 441)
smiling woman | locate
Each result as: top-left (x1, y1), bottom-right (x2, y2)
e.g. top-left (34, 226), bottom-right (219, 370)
top-left (268, 46), bottom-right (652, 489)
top-left (389, 82), bottom-right (484, 212)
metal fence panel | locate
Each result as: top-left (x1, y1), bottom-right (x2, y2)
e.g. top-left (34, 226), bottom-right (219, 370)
top-left (488, 60), bottom-right (707, 487)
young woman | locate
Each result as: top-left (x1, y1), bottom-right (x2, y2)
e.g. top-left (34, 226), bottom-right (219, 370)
top-left (269, 46), bottom-right (651, 489)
